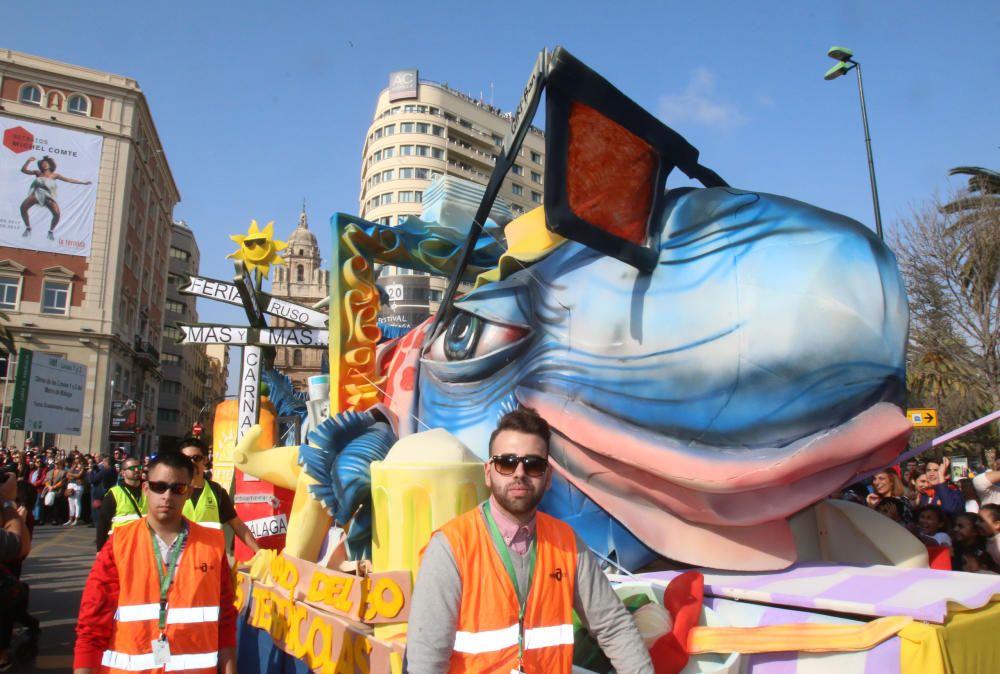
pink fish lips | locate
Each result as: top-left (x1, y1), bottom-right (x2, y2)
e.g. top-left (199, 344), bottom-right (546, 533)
top-left (520, 389), bottom-right (912, 570)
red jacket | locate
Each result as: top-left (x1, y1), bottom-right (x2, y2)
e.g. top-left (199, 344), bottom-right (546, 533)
top-left (73, 518), bottom-right (238, 671)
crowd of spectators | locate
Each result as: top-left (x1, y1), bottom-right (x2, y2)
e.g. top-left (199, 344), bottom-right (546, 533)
top-left (839, 454), bottom-right (1000, 572)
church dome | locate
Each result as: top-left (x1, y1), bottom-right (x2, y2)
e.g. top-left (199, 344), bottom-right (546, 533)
top-left (286, 208), bottom-right (318, 254)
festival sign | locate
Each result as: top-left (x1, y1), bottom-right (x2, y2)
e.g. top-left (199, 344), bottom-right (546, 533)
top-left (178, 324), bottom-right (329, 347)
top-left (179, 274), bottom-right (328, 327)
top-left (0, 115), bottom-right (102, 256)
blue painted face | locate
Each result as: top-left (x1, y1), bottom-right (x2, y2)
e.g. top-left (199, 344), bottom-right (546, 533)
top-left (416, 187), bottom-right (909, 570)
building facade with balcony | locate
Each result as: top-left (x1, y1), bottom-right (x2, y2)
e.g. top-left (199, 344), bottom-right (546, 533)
top-left (358, 71), bottom-right (545, 327)
top-left (0, 50), bottom-right (178, 455)
top-left (156, 220), bottom-right (209, 450)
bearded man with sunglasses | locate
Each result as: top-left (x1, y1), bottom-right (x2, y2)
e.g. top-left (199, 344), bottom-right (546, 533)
top-left (74, 450), bottom-right (237, 674)
top-left (95, 457), bottom-right (146, 551)
top-left (406, 407), bottom-right (652, 674)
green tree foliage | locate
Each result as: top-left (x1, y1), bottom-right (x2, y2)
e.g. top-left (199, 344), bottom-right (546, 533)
top-left (892, 175), bottom-right (1000, 458)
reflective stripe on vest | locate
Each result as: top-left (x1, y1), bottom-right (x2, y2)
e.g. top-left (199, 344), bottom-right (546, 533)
top-left (101, 649), bottom-right (218, 671)
top-left (182, 482), bottom-right (221, 526)
top-left (453, 623), bottom-right (575, 654)
top-left (115, 603), bottom-right (220, 624)
top-left (439, 506), bottom-right (577, 673)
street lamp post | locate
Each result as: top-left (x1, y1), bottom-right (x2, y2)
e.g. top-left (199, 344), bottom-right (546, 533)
top-left (824, 46), bottom-right (883, 241)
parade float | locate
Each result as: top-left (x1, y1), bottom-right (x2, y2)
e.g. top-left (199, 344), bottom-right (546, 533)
top-left (182, 47), bottom-right (1000, 673)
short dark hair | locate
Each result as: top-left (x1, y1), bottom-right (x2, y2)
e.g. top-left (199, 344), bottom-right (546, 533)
top-left (488, 407), bottom-right (551, 456)
top-left (39, 156), bottom-right (56, 171)
top-left (147, 450), bottom-right (195, 481)
top-left (177, 437), bottom-right (207, 455)
top-left (981, 503), bottom-right (1000, 520)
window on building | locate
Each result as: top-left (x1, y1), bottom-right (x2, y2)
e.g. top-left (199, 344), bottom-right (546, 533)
top-left (400, 122), bottom-right (414, 133)
top-left (415, 168), bottom-right (430, 180)
top-left (383, 124), bottom-right (395, 136)
top-left (416, 122), bottom-right (429, 134)
top-left (383, 147), bottom-right (395, 158)
top-left (19, 85), bottom-right (41, 106)
top-left (382, 169), bottom-right (394, 181)
top-left (531, 171), bottom-right (542, 184)
top-left (399, 191), bottom-right (414, 203)
top-left (414, 190), bottom-right (423, 203)
top-left (531, 151), bottom-right (542, 163)
top-left (41, 280), bottom-right (70, 315)
top-left (371, 173), bottom-right (381, 186)
top-left (415, 145), bottom-right (430, 157)
top-left (372, 150), bottom-right (382, 162)
top-left (162, 381), bottom-right (182, 394)
top-left (169, 247), bottom-right (189, 261)
top-left (293, 349), bottom-right (303, 366)
top-left (428, 290), bottom-right (443, 302)
top-left (531, 191), bottom-right (542, 203)
top-left (399, 167), bottom-right (413, 179)
top-left (431, 125), bottom-right (444, 137)
top-left (373, 128), bottom-right (383, 140)
top-left (166, 299), bottom-right (185, 315)
top-left (168, 273), bottom-right (184, 286)
top-left (512, 165), bottom-right (523, 176)
top-left (400, 145), bottom-right (414, 156)
top-left (0, 277), bottom-right (20, 310)
top-left (297, 265), bottom-right (304, 282)
top-left (163, 325), bottom-right (182, 341)
top-left (511, 184), bottom-right (523, 196)
top-left (431, 148), bottom-right (444, 159)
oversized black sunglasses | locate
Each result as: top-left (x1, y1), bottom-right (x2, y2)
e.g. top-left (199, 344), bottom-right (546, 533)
top-left (146, 481), bottom-right (191, 496)
top-left (490, 454), bottom-right (549, 478)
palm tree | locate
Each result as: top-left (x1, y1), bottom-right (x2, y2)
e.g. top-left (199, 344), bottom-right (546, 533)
top-left (940, 166), bottom-right (1000, 313)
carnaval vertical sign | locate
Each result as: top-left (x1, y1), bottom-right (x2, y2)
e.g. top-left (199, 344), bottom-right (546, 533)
top-left (0, 115), bottom-right (102, 256)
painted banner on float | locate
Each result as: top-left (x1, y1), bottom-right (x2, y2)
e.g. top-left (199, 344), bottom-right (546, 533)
top-left (0, 115), bottom-right (102, 256)
top-left (236, 553), bottom-right (411, 673)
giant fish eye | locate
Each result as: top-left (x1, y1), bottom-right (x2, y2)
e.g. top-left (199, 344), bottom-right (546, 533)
top-left (425, 310), bottom-right (529, 367)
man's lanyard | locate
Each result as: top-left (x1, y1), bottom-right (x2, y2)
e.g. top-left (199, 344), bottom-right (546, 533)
top-left (483, 501), bottom-right (536, 670)
top-left (147, 523), bottom-right (188, 635)
top-left (122, 485), bottom-right (143, 516)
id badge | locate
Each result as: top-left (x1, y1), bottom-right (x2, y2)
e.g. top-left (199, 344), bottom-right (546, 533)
top-left (152, 637), bottom-right (172, 666)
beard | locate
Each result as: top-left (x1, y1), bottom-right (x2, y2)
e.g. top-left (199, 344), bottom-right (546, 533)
top-left (491, 478), bottom-right (545, 517)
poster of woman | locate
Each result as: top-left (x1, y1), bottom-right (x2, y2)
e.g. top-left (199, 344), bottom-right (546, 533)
top-left (0, 115), bottom-right (102, 256)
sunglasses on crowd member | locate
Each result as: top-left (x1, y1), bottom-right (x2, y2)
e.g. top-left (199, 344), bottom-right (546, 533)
top-left (146, 481), bottom-right (192, 496)
top-left (123, 465), bottom-right (143, 473)
top-left (489, 454), bottom-right (549, 478)
top-left (183, 454), bottom-right (206, 463)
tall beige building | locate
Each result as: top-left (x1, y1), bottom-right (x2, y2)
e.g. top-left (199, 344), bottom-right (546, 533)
top-left (358, 71), bottom-right (545, 327)
top-left (0, 50), bottom-right (178, 455)
top-left (271, 209), bottom-right (328, 391)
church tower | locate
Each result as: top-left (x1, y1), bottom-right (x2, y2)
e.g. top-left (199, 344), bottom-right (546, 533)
top-left (271, 207), bottom-right (328, 391)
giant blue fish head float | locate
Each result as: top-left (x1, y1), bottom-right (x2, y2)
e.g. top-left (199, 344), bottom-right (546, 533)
top-left (396, 187), bottom-right (910, 571)
top-left (374, 48), bottom-right (911, 571)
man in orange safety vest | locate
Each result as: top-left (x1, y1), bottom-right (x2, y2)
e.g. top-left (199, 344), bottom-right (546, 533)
top-left (406, 407), bottom-right (652, 673)
top-left (73, 450), bottom-right (237, 673)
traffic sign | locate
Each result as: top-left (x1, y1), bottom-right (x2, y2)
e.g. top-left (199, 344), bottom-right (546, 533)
top-left (907, 408), bottom-right (938, 428)
top-left (192, 423), bottom-right (204, 436)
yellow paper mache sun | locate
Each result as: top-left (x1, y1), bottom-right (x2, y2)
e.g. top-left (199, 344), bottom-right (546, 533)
top-left (228, 220), bottom-right (288, 278)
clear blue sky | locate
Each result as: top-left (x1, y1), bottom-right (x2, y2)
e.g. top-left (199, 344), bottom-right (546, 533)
top-left (4, 1), bottom-right (999, 390)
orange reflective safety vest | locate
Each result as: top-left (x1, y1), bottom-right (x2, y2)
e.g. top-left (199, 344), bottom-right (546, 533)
top-left (440, 506), bottom-right (577, 673)
top-left (101, 519), bottom-right (226, 673)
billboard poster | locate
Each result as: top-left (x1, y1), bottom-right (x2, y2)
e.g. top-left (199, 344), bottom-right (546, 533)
top-left (0, 115), bottom-right (103, 256)
top-left (110, 399), bottom-right (138, 434)
top-left (9, 348), bottom-right (87, 435)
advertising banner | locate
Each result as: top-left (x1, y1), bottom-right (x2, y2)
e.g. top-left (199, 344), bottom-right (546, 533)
top-left (0, 115), bottom-right (102, 256)
top-left (9, 348), bottom-right (87, 435)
